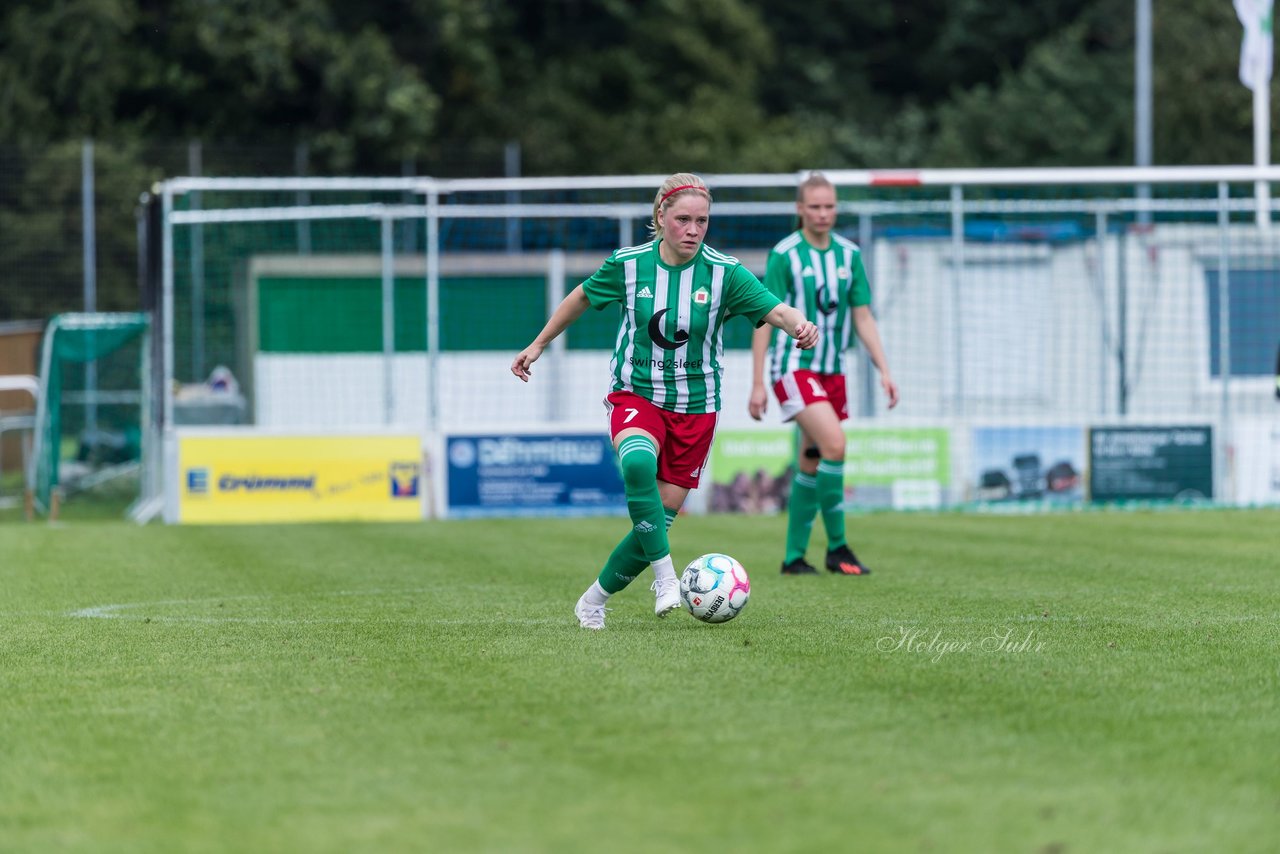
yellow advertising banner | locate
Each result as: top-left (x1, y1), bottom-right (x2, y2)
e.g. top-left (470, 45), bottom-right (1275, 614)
top-left (178, 434), bottom-right (423, 524)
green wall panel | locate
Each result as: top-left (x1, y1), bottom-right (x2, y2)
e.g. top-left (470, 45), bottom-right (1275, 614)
top-left (257, 274), bottom-right (757, 353)
top-left (258, 275), bottom-right (545, 352)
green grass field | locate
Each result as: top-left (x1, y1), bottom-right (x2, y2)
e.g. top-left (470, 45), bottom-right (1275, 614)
top-left (2, 510), bottom-right (1278, 853)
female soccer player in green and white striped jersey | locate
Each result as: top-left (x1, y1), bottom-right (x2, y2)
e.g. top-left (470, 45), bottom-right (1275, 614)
top-left (749, 171), bottom-right (899, 577)
top-left (512, 173), bottom-right (819, 629)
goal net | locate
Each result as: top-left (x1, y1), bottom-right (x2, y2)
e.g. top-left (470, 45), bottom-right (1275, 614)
top-left (30, 312), bottom-right (151, 518)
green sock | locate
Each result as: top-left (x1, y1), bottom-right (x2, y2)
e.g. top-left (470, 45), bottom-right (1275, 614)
top-left (785, 471), bottom-right (818, 563)
top-left (617, 435), bottom-right (669, 562)
top-left (598, 508), bottom-right (678, 593)
top-left (816, 458), bottom-right (847, 550)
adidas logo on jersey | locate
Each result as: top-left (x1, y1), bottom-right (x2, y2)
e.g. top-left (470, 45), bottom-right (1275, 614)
top-left (636, 286), bottom-right (654, 299)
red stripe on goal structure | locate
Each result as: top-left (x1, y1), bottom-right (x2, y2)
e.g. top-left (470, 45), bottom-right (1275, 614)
top-left (869, 172), bottom-right (923, 186)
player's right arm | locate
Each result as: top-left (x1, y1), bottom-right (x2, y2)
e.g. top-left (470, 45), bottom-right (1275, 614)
top-left (514, 253), bottom-right (625, 382)
top-left (748, 324), bottom-right (772, 420)
top-left (510, 285), bottom-right (591, 382)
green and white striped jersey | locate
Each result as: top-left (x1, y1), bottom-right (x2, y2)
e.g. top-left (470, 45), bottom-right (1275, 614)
top-left (763, 230), bottom-right (871, 380)
top-left (582, 239), bottom-right (781, 414)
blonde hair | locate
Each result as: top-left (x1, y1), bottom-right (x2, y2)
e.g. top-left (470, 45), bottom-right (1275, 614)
top-left (797, 170), bottom-right (833, 203)
top-left (649, 173), bottom-right (711, 239)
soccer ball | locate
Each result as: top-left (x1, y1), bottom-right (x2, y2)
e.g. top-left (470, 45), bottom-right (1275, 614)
top-left (679, 553), bottom-right (751, 624)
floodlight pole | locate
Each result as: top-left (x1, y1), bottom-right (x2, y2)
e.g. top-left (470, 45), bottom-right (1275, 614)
top-left (1135, 0), bottom-right (1153, 225)
top-left (425, 186), bottom-right (441, 432)
top-left (1254, 72), bottom-right (1272, 229)
top-left (189, 140), bottom-right (206, 380)
top-left (1216, 183), bottom-right (1234, 502)
top-left (82, 139), bottom-right (98, 437)
top-left (505, 141), bottom-right (522, 253)
top-left (949, 185), bottom-right (965, 417)
top-left (1237, 0), bottom-right (1274, 228)
top-left (545, 249), bottom-right (567, 422)
top-left (161, 185), bottom-right (175, 434)
top-left (296, 143), bottom-right (312, 253)
top-left (380, 215), bottom-right (396, 426)
top-left (858, 210), bottom-right (876, 417)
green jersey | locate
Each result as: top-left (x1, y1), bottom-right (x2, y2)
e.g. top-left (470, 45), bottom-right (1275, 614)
top-left (763, 230), bottom-right (871, 380)
top-left (582, 239), bottom-right (781, 414)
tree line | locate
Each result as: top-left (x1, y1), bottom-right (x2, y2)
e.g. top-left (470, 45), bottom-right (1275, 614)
top-left (0, 0), bottom-right (1267, 319)
top-left (0, 0), bottom-right (1263, 174)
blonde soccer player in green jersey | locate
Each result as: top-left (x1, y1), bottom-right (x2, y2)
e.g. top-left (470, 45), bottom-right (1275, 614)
top-left (749, 171), bottom-right (899, 577)
top-left (512, 173), bottom-right (819, 629)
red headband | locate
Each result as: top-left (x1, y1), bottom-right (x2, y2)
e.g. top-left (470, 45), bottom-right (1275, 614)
top-left (659, 184), bottom-right (705, 204)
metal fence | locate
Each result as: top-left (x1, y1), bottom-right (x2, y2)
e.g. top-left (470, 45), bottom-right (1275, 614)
top-left (139, 167), bottom-right (1280, 514)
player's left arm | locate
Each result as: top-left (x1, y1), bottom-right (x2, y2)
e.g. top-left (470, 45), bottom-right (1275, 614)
top-left (852, 305), bottom-right (899, 409)
top-left (762, 303), bottom-right (818, 350)
top-left (728, 264), bottom-right (817, 350)
top-left (847, 249), bottom-right (898, 407)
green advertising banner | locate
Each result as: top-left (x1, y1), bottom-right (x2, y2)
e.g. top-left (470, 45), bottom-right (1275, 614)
top-left (1088, 426), bottom-right (1214, 502)
top-left (844, 428), bottom-right (950, 509)
top-left (710, 427), bottom-right (951, 513)
top-left (708, 431), bottom-right (795, 513)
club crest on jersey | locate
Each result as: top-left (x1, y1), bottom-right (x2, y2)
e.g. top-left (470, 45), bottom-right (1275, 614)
top-left (648, 307), bottom-right (689, 350)
top-left (838, 267), bottom-right (850, 279)
top-left (693, 288), bottom-right (709, 305)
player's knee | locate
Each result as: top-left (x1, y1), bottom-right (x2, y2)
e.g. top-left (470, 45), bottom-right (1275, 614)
top-left (817, 437), bottom-right (846, 461)
top-left (620, 448), bottom-right (658, 490)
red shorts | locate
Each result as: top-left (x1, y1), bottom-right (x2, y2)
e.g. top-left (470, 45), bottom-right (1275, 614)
top-left (605, 391), bottom-right (718, 488)
top-left (773, 370), bottom-right (848, 422)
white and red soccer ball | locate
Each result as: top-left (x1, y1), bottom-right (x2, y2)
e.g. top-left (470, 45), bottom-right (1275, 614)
top-left (679, 553), bottom-right (751, 624)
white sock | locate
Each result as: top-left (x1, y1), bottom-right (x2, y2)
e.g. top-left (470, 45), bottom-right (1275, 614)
top-left (582, 581), bottom-right (611, 607)
top-left (651, 555), bottom-right (676, 584)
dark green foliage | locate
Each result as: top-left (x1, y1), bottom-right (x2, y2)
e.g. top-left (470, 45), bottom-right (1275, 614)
top-left (0, 0), bottom-right (1264, 174)
top-left (0, 0), bottom-right (1270, 319)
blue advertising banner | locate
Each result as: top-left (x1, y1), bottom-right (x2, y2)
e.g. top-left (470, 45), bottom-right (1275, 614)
top-left (446, 433), bottom-right (627, 518)
top-left (970, 425), bottom-right (1086, 506)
